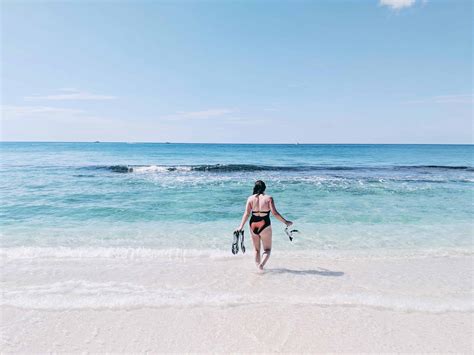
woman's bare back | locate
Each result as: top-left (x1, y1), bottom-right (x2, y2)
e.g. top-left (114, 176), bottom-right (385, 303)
top-left (248, 194), bottom-right (272, 215)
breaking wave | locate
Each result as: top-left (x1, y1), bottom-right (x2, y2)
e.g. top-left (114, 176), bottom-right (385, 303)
top-left (84, 164), bottom-right (474, 174)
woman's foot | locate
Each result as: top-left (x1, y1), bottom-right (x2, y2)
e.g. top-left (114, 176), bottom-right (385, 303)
top-left (258, 263), bottom-right (264, 270)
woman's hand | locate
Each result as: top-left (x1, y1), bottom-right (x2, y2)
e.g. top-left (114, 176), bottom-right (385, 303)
top-left (235, 227), bottom-right (243, 232)
top-left (285, 220), bottom-right (293, 227)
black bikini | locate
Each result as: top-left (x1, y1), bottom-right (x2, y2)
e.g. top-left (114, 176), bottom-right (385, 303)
top-left (249, 195), bottom-right (271, 234)
top-left (250, 211), bottom-right (271, 234)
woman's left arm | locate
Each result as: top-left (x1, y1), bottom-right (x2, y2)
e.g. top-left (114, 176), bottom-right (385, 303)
top-left (236, 198), bottom-right (252, 231)
top-left (269, 197), bottom-right (292, 226)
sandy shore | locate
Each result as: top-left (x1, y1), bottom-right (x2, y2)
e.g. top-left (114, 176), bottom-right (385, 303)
top-left (2, 304), bottom-right (472, 353)
top-left (1, 249), bottom-right (473, 353)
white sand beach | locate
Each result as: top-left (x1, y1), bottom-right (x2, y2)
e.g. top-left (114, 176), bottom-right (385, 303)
top-left (2, 249), bottom-right (472, 353)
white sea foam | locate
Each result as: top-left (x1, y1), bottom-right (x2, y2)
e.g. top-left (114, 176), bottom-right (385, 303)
top-left (1, 246), bottom-right (472, 261)
top-left (133, 165), bottom-right (193, 173)
top-left (0, 247), bottom-right (231, 260)
top-left (1, 279), bottom-right (471, 313)
top-left (133, 165), bottom-right (170, 173)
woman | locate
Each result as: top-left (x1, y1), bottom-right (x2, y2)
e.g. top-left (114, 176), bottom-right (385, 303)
top-left (236, 180), bottom-right (292, 270)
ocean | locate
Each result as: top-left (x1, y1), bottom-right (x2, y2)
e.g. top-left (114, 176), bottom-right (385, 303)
top-left (1, 142), bottom-right (472, 253)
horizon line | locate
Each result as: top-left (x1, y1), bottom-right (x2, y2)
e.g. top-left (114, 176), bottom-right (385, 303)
top-left (0, 140), bottom-right (473, 145)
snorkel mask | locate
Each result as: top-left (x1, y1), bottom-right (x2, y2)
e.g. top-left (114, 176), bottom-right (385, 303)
top-left (284, 226), bottom-right (299, 241)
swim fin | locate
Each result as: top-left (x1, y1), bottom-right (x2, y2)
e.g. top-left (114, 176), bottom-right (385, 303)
top-left (232, 230), bottom-right (240, 254)
top-left (284, 227), bottom-right (300, 242)
top-left (240, 230), bottom-right (245, 253)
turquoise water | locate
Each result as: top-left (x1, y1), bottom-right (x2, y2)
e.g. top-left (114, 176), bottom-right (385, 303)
top-left (1, 143), bottom-right (473, 252)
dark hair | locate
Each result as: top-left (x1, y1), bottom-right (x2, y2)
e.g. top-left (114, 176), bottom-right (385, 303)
top-left (253, 180), bottom-right (266, 195)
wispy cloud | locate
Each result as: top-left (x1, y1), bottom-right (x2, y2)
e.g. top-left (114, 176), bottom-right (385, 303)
top-left (1, 105), bottom-right (114, 125)
top-left (404, 94), bottom-right (474, 104)
top-left (162, 108), bottom-right (235, 121)
top-left (2, 105), bottom-right (85, 118)
top-left (24, 88), bottom-right (117, 101)
top-left (224, 117), bottom-right (270, 125)
top-left (379, 0), bottom-right (417, 10)
top-left (159, 108), bottom-right (271, 125)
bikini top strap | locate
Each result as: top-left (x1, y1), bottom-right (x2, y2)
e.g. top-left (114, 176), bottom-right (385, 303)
top-left (252, 194), bottom-right (270, 214)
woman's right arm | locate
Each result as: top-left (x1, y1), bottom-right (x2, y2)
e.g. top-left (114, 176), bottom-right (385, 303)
top-left (236, 198), bottom-right (252, 231)
top-left (269, 197), bottom-right (292, 226)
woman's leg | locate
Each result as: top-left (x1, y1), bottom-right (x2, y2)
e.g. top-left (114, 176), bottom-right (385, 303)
top-left (250, 230), bottom-right (261, 266)
top-left (258, 226), bottom-right (272, 269)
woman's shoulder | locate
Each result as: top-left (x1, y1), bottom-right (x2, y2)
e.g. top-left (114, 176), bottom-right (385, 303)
top-left (248, 194), bottom-right (272, 199)
top-left (247, 194), bottom-right (272, 200)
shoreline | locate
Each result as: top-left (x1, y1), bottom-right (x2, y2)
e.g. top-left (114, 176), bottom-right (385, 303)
top-left (2, 245), bottom-right (472, 260)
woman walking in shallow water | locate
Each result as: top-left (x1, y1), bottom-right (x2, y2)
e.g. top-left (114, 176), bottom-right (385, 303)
top-left (236, 180), bottom-right (292, 270)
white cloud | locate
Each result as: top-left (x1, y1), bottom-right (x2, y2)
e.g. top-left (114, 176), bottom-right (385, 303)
top-left (225, 117), bottom-right (270, 125)
top-left (430, 94), bottom-right (474, 104)
top-left (160, 108), bottom-right (277, 127)
top-left (1, 105), bottom-right (85, 118)
top-left (379, 0), bottom-right (417, 10)
top-left (162, 108), bottom-right (235, 120)
top-left (24, 88), bottom-right (117, 101)
top-left (405, 94), bottom-right (474, 104)
top-left (0, 105), bottom-right (116, 126)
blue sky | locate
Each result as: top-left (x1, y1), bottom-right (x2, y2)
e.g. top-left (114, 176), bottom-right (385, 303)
top-left (1, 0), bottom-right (472, 143)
